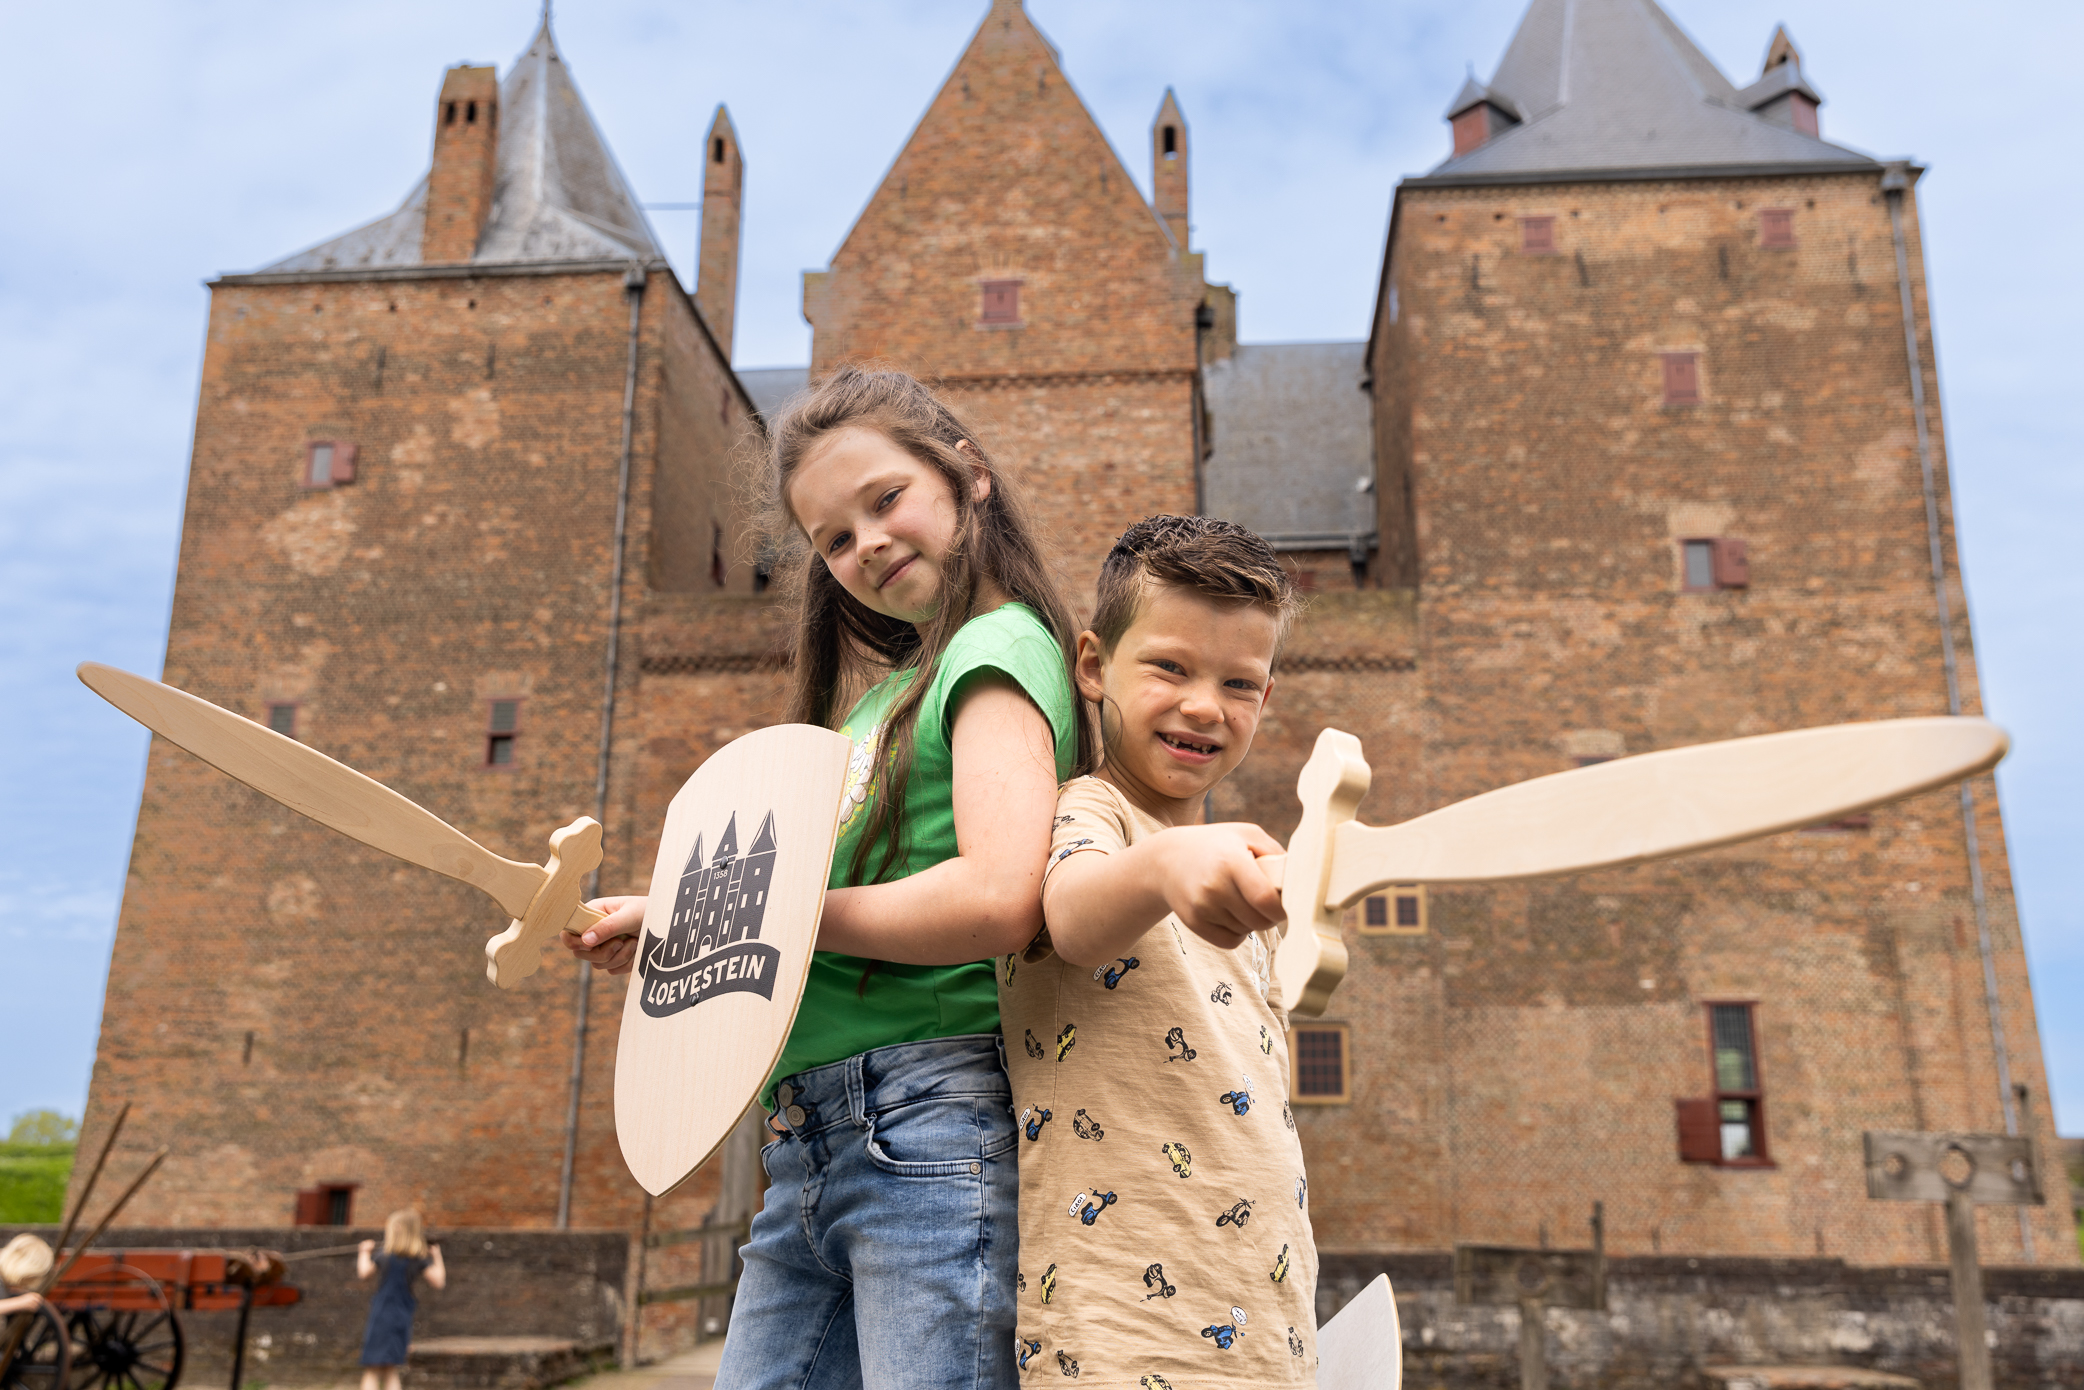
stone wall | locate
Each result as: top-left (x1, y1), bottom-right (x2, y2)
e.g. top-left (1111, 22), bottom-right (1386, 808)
top-left (1319, 1253), bottom-right (2084, 1389)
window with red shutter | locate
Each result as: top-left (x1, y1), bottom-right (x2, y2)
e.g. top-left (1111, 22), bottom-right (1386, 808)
top-left (980, 279), bottom-right (1022, 325)
top-left (1707, 1002), bottom-right (1769, 1164)
top-left (303, 440), bottom-right (357, 488)
top-left (1760, 209), bottom-right (1795, 249)
top-left (1661, 353), bottom-right (1700, 404)
top-left (293, 1188), bottom-right (327, 1225)
top-left (1520, 216), bottom-right (1555, 253)
top-left (1682, 538), bottom-right (1750, 592)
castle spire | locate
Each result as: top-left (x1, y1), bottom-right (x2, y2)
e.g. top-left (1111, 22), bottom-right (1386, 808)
top-left (1151, 88), bottom-right (1189, 250)
top-left (696, 105), bottom-right (745, 356)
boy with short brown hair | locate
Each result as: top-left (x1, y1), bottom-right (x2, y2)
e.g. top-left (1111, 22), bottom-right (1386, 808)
top-left (1000, 515), bottom-right (1313, 1386)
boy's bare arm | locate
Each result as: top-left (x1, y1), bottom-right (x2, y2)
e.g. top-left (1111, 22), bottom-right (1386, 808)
top-left (1043, 822), bottom-right (1285, 968)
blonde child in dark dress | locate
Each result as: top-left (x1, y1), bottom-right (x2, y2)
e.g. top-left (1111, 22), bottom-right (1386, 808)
top-left (357, 1210), bottom-right (445, 1390)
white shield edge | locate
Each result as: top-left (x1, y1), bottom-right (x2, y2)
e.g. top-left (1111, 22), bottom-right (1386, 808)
top-left (614, 723), bottom-right (853, 1196)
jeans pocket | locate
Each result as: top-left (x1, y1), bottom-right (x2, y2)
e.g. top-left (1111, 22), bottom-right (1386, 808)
top-left (863, 1096), bottom-right (1008, 1176)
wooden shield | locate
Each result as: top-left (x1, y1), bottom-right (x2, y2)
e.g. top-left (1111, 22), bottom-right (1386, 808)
top-left (615, 723), bottom-right (852, 1195)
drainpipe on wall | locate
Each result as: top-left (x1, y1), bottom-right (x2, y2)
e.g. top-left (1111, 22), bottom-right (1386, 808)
top-left (1192, 300), bottom-right (1213, 515)
top-left (558, 262), bottom-right (648, 1229)
top-left (1881, 164), bottom-right (2031, 1259)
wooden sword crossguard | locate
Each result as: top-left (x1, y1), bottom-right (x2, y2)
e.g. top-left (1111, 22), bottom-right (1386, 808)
top-left (482, 819), bottom-right (609, 988)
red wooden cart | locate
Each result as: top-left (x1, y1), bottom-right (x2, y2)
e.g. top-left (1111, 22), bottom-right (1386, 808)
top-left (2, 1249), bottom-right (299, 1390)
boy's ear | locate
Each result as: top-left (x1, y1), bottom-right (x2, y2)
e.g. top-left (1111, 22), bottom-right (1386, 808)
top-left (954, 439), bottom-right (992, 503)
top-left (1258, 674), bottom-right (1276, 716)
top-left (1073, 630), bottom-right (1109, 703)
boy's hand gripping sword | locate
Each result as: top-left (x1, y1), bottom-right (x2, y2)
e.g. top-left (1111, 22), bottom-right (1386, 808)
top-left (1259, 717), bottom-right (2008, 1017)
top-left (79, 662), bottom-right (606, 987)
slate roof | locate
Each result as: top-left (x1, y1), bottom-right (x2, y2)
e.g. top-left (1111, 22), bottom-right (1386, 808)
top-left (1423, 0), bottom-right (1876, 183)
top-left (736, 368), bottom-right (811, 424)
top-left (261, 17), bottom-right (661, 273)
top-left (1202, 344), bottom-right (1375, 549)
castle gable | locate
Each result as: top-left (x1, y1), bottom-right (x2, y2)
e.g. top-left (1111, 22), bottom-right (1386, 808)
top-left (1431, 0), bottom-right (1876, 181)
top-left (262, 17), bottom-right (660, 273)
top-left (805, 0), bottom-right (1199, 378)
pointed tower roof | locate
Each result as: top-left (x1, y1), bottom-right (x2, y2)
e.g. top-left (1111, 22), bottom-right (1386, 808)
top-left (1420, 0), bottom-right (1874, 184)
top-left (261, 15), bottom-right (661, 273)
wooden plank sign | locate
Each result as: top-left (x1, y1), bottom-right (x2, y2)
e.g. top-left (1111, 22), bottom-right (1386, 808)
top-left (614, 723), bottom-right (852, 1197)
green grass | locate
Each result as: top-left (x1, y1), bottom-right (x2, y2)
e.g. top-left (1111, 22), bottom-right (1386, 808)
top-left (0, 1142), bottom-right (75, 1223)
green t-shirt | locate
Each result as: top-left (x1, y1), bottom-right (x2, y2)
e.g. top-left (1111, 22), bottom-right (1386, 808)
top-left (763, 603), bottom-right (1078, 1105)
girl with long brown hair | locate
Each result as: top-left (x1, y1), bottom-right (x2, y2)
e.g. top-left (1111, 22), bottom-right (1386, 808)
top-left (570, 367), bottom-right (1089, 1389)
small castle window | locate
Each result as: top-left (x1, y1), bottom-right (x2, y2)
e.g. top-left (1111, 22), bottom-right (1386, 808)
top-left (303, 440), bottom-right (357, 489)
top-left (1760, 209), bottom-right (1796, 248)
top-left (1162, 125), bottom-right (1178, 157)
top-left (1681, 537), bottom-right (1749, 592)
top-left (294, 1183), bottom-right (358, 1226)
top-left (1291, 1024), bottom-right (1350, 1103)
top-left (713, 137), bottom-right (726, 164)
top-left (1520, 216), bottom-right (1555, 253)
top-left (980, 279), bottom-right (1022, 325)
top-left (465, 100), bottom-right (477, 124)
top-left (267, 703), bottom-right (298, 739)
top-left (486, 698), bottom-right (522, 768)
top-left (1661, 352), bottom-right (1700, 405)
top-left (445, 101), bottom-right (458, 126)
top-left (1357, 886), bottom-right (1425, 936)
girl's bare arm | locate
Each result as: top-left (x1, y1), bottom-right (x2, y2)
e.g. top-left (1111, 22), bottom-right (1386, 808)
top-left (423, 1245), bottom-right (446, 1291)
top-left (563, 676), bottom-right (1059, 971)
top-left (814, 675), bottom-right (1058, 963)
top-left (356, 1241), bottom-right (376, 1279)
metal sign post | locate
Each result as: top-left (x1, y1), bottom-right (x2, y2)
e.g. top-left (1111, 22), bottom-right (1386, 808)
top-left (1864, 1131), bottom-right (2043, 1390)
top-left (1454, 1204), bottom-right (1606, 1390)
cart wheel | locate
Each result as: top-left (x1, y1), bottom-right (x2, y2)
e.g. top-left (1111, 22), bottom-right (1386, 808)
top-left (0, 1301), bottom-right (72, 1390)
top-left (63, 1266), bottom-right (183, 1390)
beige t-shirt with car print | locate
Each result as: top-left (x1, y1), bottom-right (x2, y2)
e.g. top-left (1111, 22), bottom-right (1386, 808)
top-left (1000, 776), bottom-right (1316, 1387)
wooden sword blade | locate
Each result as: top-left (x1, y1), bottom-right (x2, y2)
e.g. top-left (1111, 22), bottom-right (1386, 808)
top-left (80, 662), bottom-right (547, 917)
top-left (1324, 716), bottom-right (2008, 908)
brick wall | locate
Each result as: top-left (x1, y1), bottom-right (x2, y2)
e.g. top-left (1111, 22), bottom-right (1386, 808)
top-left (76, 264), bottom-right (737, 1246)
top-left (1346, 169), bottom-right (2077, 1265)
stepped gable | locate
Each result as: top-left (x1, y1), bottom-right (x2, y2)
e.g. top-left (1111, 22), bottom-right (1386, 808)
top-left (805, 0), bottom-right (1199, 378)
top-left (1429, 0), bottom-right (1877, 182)
top-left (262, 15), bottom-right (660, 273)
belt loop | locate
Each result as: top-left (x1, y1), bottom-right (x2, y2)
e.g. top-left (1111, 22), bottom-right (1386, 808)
top-left (847, 1052), bottom-right (869, 1128)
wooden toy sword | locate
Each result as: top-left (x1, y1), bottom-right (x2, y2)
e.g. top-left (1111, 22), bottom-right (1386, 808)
top-left (79, 662), bottom-right (606, 987)
top-left (1260, 716), bottom-right (2009, 1017)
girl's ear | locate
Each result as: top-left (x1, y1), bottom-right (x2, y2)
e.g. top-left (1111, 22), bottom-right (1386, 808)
top-left (954, 439), bottom-right (993, 503)
top-left (1073, 630), bottom-right (1108, 703)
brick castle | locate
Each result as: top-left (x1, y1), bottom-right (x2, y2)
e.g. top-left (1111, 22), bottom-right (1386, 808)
top-left (78, 0), bottom-right (2076, 1297)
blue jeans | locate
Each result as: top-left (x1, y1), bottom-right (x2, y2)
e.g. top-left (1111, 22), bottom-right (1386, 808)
top-left (715, 1033), bottom-right (1019, 1390)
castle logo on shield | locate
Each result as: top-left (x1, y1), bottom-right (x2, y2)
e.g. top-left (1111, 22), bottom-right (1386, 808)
top-left (638, 810), bottom-right (784, 1018)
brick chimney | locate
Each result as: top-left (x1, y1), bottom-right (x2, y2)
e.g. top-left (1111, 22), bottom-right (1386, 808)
top-left (1151, 88), bottom-right (1189, 249)
top-left (695, 105), bottom-right (745, 356)
top-left (422, 65), bottom-right (499, 264)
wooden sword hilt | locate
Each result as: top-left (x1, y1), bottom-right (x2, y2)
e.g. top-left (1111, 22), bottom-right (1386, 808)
top-left (483, 818), bottom-right (610, 988)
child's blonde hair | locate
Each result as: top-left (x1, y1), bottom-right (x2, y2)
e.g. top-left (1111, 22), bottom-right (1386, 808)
top-left (382, 1209), bottom-right (429, 1259)
top-left (0, 1233), bottom-right (53, 1290)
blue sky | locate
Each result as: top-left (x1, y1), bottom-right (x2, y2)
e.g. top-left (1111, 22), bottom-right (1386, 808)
top-left (2, 0), bottom-right (2077, 1136)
